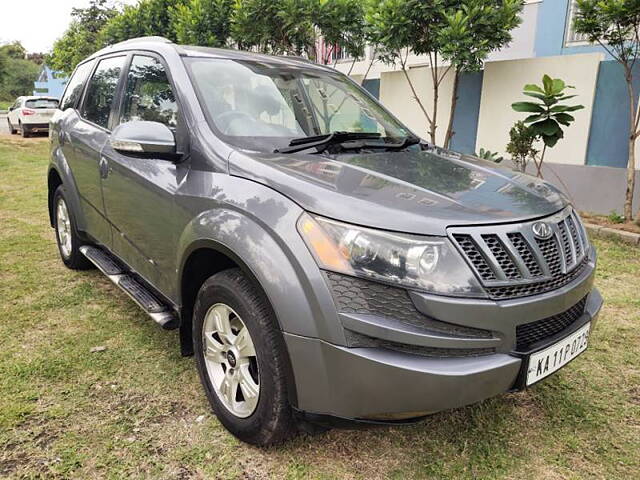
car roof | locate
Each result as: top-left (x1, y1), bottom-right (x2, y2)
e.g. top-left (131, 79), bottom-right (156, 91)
top-left (22, 96), bottom-right (59, 101)
top-left (85, 36), bottom-right (336, 74)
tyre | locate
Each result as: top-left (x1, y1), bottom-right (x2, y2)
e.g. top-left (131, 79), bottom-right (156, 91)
top-left (53, 186), bottom-right (93, 270)
top-left (7, 119), bottom-right (17, 134)
top-left (193, 269), bottom-right (296, 446)
top-left (20, 122), bottom-right (29, 138)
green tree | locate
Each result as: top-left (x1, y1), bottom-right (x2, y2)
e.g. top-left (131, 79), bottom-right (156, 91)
top-left (316, 0), bottom-right (367, 72)
top-left (512, 74), bottom-right (584, 178)
top-left (367, 0), bottom-right (522, 146)
top-left (0, 59), bottom-right (40, 99)
top-left (439, 0), bottom-right (522, 148)
top-left (232, 0), bottom-right (317, 56)
top-left (506, 121), bottom-right (538, 173)
top-left (574, 0), bottom-right (640, 221)
top-left (49, 0), bottom-right (117, 74)
top-left (0, 41), bottom-right (27, 59)
top-left (101, 0), bottom-right (183, 45)
top-left (171, 0), bottom-right (234, 47)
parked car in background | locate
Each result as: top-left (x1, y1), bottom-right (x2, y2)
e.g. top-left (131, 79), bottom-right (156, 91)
top-left (48, 37), bottom-right (603, 446)
top-left (8, 96), bottom-right (59, 137)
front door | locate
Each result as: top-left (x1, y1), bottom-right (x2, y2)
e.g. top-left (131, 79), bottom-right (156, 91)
top-left (101, 54), bottom-right (181, 293)
top-left (68, 55), bottom-right (127, 247)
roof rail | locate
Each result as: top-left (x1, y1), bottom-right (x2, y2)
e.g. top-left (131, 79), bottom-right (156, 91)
top-left (112, 36), bottom-right (173, 47)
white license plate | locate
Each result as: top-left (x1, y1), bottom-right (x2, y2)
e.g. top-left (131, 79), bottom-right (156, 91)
top-left (526, 322), bottom-right (591, 386)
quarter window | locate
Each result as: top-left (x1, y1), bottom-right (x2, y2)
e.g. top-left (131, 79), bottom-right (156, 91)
top-left (60, 61), bottom-right (94, 111)
top-left (81, 56), bottom-right (126, 129)
top-left (120, 55), bottom-right (178, 128)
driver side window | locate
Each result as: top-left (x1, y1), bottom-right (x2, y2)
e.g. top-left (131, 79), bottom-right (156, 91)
top-left (120, 55), bottom-right (178, 128)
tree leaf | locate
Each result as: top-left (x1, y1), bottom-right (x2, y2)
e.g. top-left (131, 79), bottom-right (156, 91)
top-left (550, 104), bottom-right (584, 112)
top-left (554, 112), bottom-right (575, 126)
top-left (551, 78), bottom-right (566, 94)
top-left (533, 118), bottom-right (562, 136)
top-left (543, 133), bottom-right (562, 148)
top-left (524, 113), bottom-right (547, 123)
top-left (523, 91), bottom-right (548, 101)
top-left (512, 102), bottom-right (546, 113)
top-left (523, 83), bottom-right (544, 94)
top-left (542, 74), bottom-right (553, 94)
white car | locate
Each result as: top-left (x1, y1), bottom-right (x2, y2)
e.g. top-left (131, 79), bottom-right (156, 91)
top-left (7, 96), bottom-right (59, 137)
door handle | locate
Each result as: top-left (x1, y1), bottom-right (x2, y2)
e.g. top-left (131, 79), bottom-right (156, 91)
top-left (99, 156), bottom-right (110, 179)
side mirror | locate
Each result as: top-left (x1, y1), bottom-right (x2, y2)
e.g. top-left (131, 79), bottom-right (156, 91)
top-left (110, 121), bottom-right (177, 158)
top-left (8, 106), bottom-right (14, 112)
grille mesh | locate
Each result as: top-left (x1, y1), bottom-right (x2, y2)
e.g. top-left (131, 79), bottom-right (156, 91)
top-left (451, 210), bottom-right (589, 300)
top-left (486, 257), bottom-right (589, 299)
top-left (483, 234), bottom-right (521, 279)
top-left (325, 272), bottom-right (492, 338)
top-left (515, 296), bottom-right (588, 351)
top-left (452, 234), bottom-right (496, 281)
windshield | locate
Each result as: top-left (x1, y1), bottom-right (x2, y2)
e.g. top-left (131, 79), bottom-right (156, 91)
top-left (25, 99), bottom-right (59, 109)
top-left (186, 58), bottom-right (411, 152)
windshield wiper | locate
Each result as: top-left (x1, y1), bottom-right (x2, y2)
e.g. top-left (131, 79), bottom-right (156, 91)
top-left (339, 135), bottom-right (422, 151)
top-left (274, 131), bottom-right (382, 154)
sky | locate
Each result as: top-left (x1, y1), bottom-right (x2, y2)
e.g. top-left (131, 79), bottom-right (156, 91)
top-left (1, 0), bottom-right (139, 53)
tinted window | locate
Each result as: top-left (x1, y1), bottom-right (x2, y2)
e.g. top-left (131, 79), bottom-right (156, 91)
top-left (120, 55), bottom-right (178, 128)
top-left (25, 99), bottom-right (59, 109)
top-left (60, 61), bottom-right (94, 111)
top-left (81, 56), bottom-right (126, 128)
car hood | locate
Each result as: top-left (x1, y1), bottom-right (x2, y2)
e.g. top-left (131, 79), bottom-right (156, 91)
top-left (228, 147), bottom-right (568, 236)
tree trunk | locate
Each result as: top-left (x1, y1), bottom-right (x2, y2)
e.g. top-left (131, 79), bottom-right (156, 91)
top-left (444, 68), bottom-right (460, 149)
top-left (535, 144), bottom-right (546, 179)
top-left (624, 71), bottom-right (637, 221)
top-left (625, 135), bottom-right (636, 221)
top-left (400, 66), bottom-right (432, 138)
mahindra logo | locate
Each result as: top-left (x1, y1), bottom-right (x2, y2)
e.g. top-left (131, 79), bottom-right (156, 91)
top-left (532, 222), bottom-right (553, 240)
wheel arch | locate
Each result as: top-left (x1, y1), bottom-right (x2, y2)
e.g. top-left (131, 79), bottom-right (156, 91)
top-left (48, 168), bottom-right (64, 227)
top-left (177, 239), bottom-right (299, 406)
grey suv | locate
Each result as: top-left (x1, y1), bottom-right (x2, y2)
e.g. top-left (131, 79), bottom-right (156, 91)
top-left (48, 37), bottom-right (602, 446)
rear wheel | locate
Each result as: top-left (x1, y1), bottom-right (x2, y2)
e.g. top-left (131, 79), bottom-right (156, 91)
top-left (53, 186), bottom-right (93, 270)
top-left (193, 269), bottom-right (296, 446)
top-left (20, 122), bottom-right (29, 138)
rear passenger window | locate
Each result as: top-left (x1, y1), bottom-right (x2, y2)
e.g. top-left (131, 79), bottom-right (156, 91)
top-left (59, 61), bottom-right (94, 111)
top-left (120, 55), bottom-right (178, 128)
top-left (81, 56), bottom-right (126, 129)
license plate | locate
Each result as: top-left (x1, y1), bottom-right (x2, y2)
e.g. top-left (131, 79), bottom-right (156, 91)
top-left (526, 322), bottom-right (591, 386)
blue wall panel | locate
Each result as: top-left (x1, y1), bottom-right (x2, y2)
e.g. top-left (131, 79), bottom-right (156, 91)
top-left (586, 61), bottom-right (640, 167)
top-left (449, 71), bottom-right (484, 154)
top-left (362, 78), bottom-right (380, 99)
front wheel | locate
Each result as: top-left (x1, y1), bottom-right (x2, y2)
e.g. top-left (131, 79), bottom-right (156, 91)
top-left (53, 186), bottom-right (93, 270)
top-left (193, 269), bottom-right (296, 446)
top-left (7, 119), bottom-right (17, 134)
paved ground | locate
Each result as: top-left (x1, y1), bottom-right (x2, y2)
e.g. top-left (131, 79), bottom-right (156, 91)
top-left (0, 114), bottom-right (9, 135)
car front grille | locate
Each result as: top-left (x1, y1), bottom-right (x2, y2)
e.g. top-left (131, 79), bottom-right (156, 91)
top-left (449, 208), bottom-right (590, 300)
top-left (515, 296), bottom-right (588, 352)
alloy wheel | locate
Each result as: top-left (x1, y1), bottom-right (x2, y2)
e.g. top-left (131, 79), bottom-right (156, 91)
top-left (202, 303), bottom-right (260, 418)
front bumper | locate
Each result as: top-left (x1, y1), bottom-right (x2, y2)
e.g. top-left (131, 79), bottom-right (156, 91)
top-left (285, 249), bottom-right (602, 420)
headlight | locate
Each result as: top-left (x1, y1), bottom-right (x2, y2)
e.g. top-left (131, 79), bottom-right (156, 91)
top-left (297, 213), bottom-right (486, 298)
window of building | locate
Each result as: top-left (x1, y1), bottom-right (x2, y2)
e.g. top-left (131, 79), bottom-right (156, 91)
top-left (565, 1), bottom-right (589, 45)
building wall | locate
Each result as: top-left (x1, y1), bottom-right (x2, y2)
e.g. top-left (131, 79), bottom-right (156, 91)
top-left (476, 53), bottom-right (603, 166)
top-left (379, 66), bottom-right (456, 145)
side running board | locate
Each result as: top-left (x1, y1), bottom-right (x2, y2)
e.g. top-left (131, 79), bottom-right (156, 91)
top-left (80, 245), bottom-right (178, 330)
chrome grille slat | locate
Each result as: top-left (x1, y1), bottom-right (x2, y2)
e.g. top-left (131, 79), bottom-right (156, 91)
top-left (449, 207), bottom-right (590, 300)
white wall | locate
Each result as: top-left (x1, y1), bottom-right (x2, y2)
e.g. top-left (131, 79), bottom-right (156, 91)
top-left (379, 66), bottom-right (456, 144)
top-left (476, 52), bottom-right (603, 166)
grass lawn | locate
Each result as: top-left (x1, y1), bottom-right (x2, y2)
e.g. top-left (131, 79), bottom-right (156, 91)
top-left (0, 136), bottom-right (639, 479)
top-left (0, 100), bottom-right (13, 111)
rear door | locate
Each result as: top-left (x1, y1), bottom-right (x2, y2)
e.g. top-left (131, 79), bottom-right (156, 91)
top-left (8, 98), bottom-right (23, 126)
top-left (68, 55), bottom-right (127, 247)
top-left (101, 53), bottom-right (181, 292)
